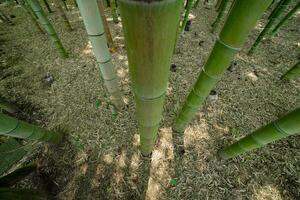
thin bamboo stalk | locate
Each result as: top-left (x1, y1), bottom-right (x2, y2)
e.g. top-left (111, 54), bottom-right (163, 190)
top-left (216, 0), bottom-right (225, 12)
top-left (215, 0), bottom-right (224, 10)
top-left (0, 113), bottom-right (62, 143)
top-left (0, 98), bottom-right (19, 114)
top-left (26, 0), bottom-right (68, 58)
top-left (61, 0), bottom-right (69, 11)
top-left (54, 0), bottom-right (73, 31)
top-left (119, 0), bottom-right (182, 155)
top-left (20, 0), bottom-right (45, 34)
top-left (270, 1), bottom-right (300, 36)
top-left (219, 108), bottom-right (300, 159)
top-left (173, 0), bottom-right (272, 133)
top-left (281, 61), bottom-right (300, 80)
top-left (211, 0), bottom-right (231, 33)
top-left (98, 0), bottom-right (116, 52)
top-left (268, 0), bottom-right (285, 19)
top-left (76, 0), bottom-right (124, 109)
top-left (181, 0), bottom-right (193, 32)
top-left (110, 0), bottom-right (118, 23)
top-left (248, 0), bottom-right (292, 55)
top-left (193, 0), bottom-right (200, 8)
top-left (42, 0), bottom-right (53, 13)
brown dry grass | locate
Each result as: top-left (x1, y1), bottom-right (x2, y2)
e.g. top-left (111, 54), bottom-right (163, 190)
top-left (0, 0), bottom-right (299, 199)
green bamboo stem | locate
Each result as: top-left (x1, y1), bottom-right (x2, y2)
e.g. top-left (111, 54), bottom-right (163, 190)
top-left (193, 0), bottom-right (200, 8)
top-left (268, 0), bottom-right (285, 19)
top-left (281, 61), bottom-right (300, 80)
top-left (42, 0), bottom-right (53, 13)
top-left (219, 108), bottom-right (300, 159)
top-left (119, 0), bottom-right (182, 155)
top-left (215, 0), bottom-right (224, 11)
top-left (174, 0), bottom-right (272, 133)
top-left (211, 0), bottom-right (231, 33)
top-left (110, 0), bottom-right (118, 23)
top-left (26, 0), bottom-right (68, 58)
top-left (216, 0), bottom-right (226, 12)
top-left (248, 0), bottom-right (292, 55)
top-left (0, 113), bottom-right (62, 143)
top-left (181, 0), bottom-right (193, 32)
top-left (0, 98), bottom-right (19, 114)
top-left (76, 0), bottom-right (124, 109)
top-left (54, 0), bottom-right (72, 31)
top-left (98, 0), bottom-right (116, 52)
top-left (270, 1), bottom-right (300, 36)
top-left (21, 0), bottom-right (45, 34)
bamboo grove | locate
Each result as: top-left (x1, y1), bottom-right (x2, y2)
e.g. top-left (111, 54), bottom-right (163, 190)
top-left (0, 0), bottom-right (299, 188)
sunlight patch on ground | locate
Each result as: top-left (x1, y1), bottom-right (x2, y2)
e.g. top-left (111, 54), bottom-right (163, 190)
top-left (146, 127), bottom-right (174, 200)
top-left (82, 41), bottom-right (93, 56)
top-left (253, 184), bottom-right (284, 200)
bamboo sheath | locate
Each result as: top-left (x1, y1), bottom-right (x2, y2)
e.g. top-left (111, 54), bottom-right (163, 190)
top-left (110, 0), bottom-right (119, 23)
top-left (174, 0), bottom-right (272, 133)
top-left (0, 113), bottom-right (62, 143)
top-left (219, 108), bottom-right (300, 159)
top-left (281, 61), bottom-right (300, 80)
top-left (248, 0), bottom-right (292, 55)
top-left (26, 0), bottom-right (68, 58)
top-left (270, 1), bottom-right (300, 36)
top-left (98, 0), bottom-right (116, 51)
top-left (77, 0), bottom-right (124, 109)
top-left (119, 0), bottom-right (182, 155)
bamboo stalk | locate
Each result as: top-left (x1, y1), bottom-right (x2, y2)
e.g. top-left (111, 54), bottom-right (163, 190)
top-left (0, 113), bottom-right (62, 143)
top-left (215, 0), bottom-right (224, 10)
top-left (268, 0), bottom-right (285, 19)
top-left (181, 0), bottom-right (193, 32)
top-left (76, 0), bottom-right (124, 109)
top-left (281, 61), bottom-right (300, 80)
top-left (42, 0), bottom-right (53, 13)
top-left (20, 0), bottom-right (45, 33)
top-left (270, 1), bottom-right (300, 36)
top-left (0, 98), bottom-right (19, 114)
top-left (98, 0), bottom-right (116, 52)
top-left (173, 0), bottom-right (272, 133)
top-left (248, 0), bottom-right (292, 55)
top-left (211, 0), bottom-right (231, 33)
top-left (54, 0), bottom-right (73, 31)
top-left (119, 0), bottom-right (182, 155)
top-left (26, 0), bottom-right (68, 58)
top-left (219, 108), bottom-right (300, 159)
top-left (110, 0), bottom-right (118, 23)
top-left (61, 0), bottom-right (69, 11)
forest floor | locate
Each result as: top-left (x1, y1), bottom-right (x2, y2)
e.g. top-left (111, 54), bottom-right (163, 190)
top-left (0, 0), bottom-right (300, 200)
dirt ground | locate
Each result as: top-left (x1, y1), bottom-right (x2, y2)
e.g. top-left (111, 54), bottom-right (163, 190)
top-left (0, 0), bottom-right (300, 199)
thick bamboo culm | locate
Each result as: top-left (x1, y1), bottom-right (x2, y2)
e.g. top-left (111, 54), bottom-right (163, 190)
top-left (173, 0), bottom-right (272, 133)
top-left (270, 1), bottom-right (300, 36)
top-left (98, 0), bottom-right (116, 52)
top-left (42, 0), bottom-right (53, 13)
top-left (0, 113), bottom-right (62, 143)
top-left (219, 108), bottom-right (300, 159)
top-left (110, 0), bottom-right (119, 23)
top-left (211, 0), bottom-right (231, 33)
top-left (76, 0), bottom-right (124, 109)
top-left (248, 0), bottom-right (292, 55)
top-left (20, 0), bottom-right (45, 33)
top-left (119, 0), bottom-right (182, 155)
top-left (281, 61), bottom-right (300, 80)
top-left (0, 98), bottom-right (19, 114)
top-left (54, 0), bottom-right (73, 31)
top-left (181, 0), bottom-right (194, 32)
top-left (26, 0), bottom-right (68, 58)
